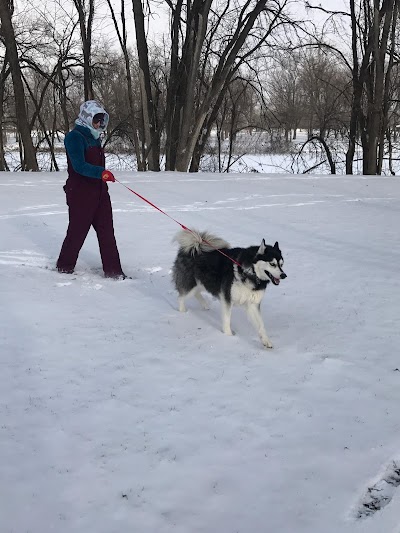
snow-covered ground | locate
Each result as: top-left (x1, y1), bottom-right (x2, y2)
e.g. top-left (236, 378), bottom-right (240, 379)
top-left (1, 169), bottom-right (400, 533)
top-left (4, 128), bottom-right (378, 175)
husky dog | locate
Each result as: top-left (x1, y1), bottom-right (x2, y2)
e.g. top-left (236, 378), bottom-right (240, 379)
top-left (172, 229), bottom-right (286, 349)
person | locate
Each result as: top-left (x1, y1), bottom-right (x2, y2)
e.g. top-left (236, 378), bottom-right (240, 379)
top-left (57, 100), bottom-right (126, 279)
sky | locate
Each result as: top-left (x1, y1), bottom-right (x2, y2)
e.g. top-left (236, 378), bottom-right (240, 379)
top-left (1, 167), bottom-right (400, 532)
top-left (18, 0), bottom-right (351, 49)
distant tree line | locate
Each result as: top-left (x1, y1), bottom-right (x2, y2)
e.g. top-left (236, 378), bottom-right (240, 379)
top-left (0, 0), bottom-right (399, 174)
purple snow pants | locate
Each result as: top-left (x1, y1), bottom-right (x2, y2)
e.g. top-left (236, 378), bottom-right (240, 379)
top-left (56, 146), bottom-right (124, 277)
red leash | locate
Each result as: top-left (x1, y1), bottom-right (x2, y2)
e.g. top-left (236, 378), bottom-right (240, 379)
top-left (115, 178), bottom-right (242, 268)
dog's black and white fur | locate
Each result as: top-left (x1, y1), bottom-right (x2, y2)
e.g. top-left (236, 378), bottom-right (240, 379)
top-left (172, 229), bottom-right (286, 349)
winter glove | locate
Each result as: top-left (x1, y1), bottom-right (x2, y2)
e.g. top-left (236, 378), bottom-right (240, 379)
top-left (101, 170), bottom-right (115, 182)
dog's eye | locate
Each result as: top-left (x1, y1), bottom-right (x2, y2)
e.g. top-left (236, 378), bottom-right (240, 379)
top-left (270, 262), bottom-right (276, 267)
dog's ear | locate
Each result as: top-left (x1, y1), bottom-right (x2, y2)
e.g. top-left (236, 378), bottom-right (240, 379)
top-left (274, 241), bottom-right (280, 250)
top-left (257, 239), bottom-right (266, 255)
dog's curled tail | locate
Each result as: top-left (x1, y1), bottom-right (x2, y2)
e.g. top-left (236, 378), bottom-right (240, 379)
top-left (173, 229), bottom-right (230, 255)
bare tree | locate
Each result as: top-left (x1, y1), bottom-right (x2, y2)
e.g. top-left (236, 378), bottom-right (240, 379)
top-left (14, 3), bottom-right (86, 168)
top-left (307, 0), bottom-right (400, 174)
top-left (210, 77), bottom-right (263, 172)
top-left (267, 53), bottom-right (304, 141)
top-left (347, 0), bottom-right (400, 174)
top-left (164, 0), bottom-right (294, 172)
top-left (105, 0), bottom-right (145, 170)
top-left (299, 50), bottom-right (350, 139)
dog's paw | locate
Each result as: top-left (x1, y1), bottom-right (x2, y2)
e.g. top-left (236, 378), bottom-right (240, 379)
top-left (223, 328), bottom-right (235, 336)
top-left (262, 338), bottom-right (273, 349)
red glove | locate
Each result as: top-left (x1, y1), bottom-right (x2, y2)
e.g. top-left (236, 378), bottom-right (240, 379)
top-left (102, 170), bottom-right (115, 182)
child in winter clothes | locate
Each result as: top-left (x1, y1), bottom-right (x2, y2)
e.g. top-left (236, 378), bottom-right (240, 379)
top-left (57, 100), bottom-right (126, 279)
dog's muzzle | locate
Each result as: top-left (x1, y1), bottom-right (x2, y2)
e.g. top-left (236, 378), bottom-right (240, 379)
top-left (267, 271), bottom-right (286, 285)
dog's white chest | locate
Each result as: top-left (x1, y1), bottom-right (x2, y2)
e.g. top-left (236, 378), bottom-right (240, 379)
top-left (231, 281), bottom-right (265, 306)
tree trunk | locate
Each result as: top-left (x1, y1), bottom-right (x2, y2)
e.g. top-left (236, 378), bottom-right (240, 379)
top-left (346, 0), bottom-right (361, 175)
top-left (378, 0), bottom-right (398, 174)
top-left (131, 0), bottom-right (160, 171)
top-left (165, 0), bottom-right (184, 171)
top-left (59, 67), bottom-right (70, 135)
top-left (189, 70), bottom-right (233, 172)
top-left (174, 0), bottom-right (212, 169)
top-left (73, 0), bottom-right (94, 100)
top-left (0, 0), bottom-right (38, 171)
top-left (22, 72), bottom-right (59, 171)
top-left (175, 0), bottom-right (269, 171)
top-left (346, 0), bottom-right (398, 175)
top-left (226, 103), bottom-right (237, 173)
top-left (346, 81), bottom-right (363, 175)
top-left (0, 53), bottom-right (10, 170)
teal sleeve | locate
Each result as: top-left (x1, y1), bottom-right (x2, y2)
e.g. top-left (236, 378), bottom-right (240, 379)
top-left (64, 131), bottom-right (105, 179)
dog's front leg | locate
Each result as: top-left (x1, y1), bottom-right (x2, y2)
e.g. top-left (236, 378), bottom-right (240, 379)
top-left (221, 297), bottom-right (234, 336)
top-left (246, 303), bottom-right (273, 349)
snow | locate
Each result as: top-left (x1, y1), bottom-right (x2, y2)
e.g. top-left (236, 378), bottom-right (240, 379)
top-left (1, 170), bottom-right (400, 533)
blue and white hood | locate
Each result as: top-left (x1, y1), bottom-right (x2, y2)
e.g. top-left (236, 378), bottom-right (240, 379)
top-left (75, 100), bottom-right (109, 139)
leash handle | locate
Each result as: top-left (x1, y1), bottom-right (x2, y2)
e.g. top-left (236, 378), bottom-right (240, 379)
top-left (114, 178), bottom-right (242, 268)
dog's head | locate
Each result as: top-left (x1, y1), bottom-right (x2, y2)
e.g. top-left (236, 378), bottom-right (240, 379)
top-left (253, 240), bottom-right (286, 285)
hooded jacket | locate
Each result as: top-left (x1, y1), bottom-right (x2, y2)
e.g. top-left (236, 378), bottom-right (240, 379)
top-left (64, 100), bottom-right (110, 180)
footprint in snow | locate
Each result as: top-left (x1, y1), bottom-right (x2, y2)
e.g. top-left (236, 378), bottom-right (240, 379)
top-left (355, 459), bottom-right (400, 519)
